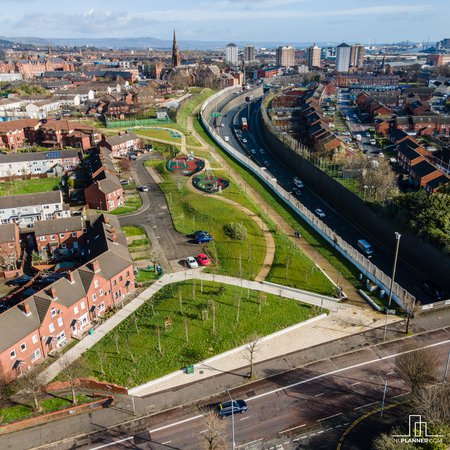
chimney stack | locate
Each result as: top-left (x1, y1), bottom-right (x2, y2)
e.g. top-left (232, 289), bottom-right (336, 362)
top-left (19, 303), bottom-right (31, 316)
top-left (91, 259), bottom-right (100, 272)
top-left (111, 233), bottom-right (117, 242)
top-left (50, 288), bottom-right (58, 300)
top-left (67, 271), bottom-right (75, 284)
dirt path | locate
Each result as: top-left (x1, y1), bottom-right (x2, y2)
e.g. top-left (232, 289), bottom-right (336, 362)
top-left (187, 110), bottom-right (363, 306)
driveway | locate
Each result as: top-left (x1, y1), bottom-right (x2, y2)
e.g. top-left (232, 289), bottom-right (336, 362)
top-left (119, 153), bottom-right (204, 272)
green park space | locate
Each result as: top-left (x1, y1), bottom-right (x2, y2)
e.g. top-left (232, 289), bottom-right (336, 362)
top-left (58, 280), bottom-right (322, 387)
top-left (0, 395), bottom-right (92, 424)
top-left (122, 225), bottom-right (146, 237)
top-left (135, 128), bottom-right (183, 144)
top-left (109, 193), bottom-right (142, 215)
top-left (193, 118), bottom-right (364, 291)
top-left (0, 177), bottom-right (60, 196)
top-left (149, 160), bottom-right (265, 278)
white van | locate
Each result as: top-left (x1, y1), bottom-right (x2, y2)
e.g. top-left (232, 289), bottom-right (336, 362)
top-left (224, 136), bottom-right (230, 142)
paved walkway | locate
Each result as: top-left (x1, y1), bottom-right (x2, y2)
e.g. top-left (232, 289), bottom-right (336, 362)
top-left (38, 270), bottom-right (398, 386)
top-left (187, 108), bottom-right (364, 306)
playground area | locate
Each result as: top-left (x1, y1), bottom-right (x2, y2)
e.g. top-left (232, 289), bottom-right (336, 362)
top-left (166, 154), bottom-right (205, 176)
top-left (192, 170), bottom-right (230, 194)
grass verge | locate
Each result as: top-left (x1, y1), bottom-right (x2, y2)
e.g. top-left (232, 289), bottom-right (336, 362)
top-left (109, 193), bottom-right (142, 215)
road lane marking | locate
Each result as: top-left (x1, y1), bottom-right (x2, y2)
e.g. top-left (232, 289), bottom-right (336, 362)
top-left (90, 437), bottom-right (134, 450)
top-left (317, 412), bottom-right (342, 422)
top-left (161, 441), bottom-right (172, 445)
top-left (149, 414), bottom-right (203, 433)
top-left (350, 382), bottom-right (361, 386)
top-left (354, 401), bottom-right (378, 410)
top-left (239, 416), bottom-right (250, 421)
top-left (246, 339), bottom-right (450, 403)
top-left (392, 393), bottom-right (408, 399)
top-left (387, 371), bottom-right (395, 375)
top-left (279, 423), bottom-right (306, 434)
top-left (314, 392), bottom-right (324, 397)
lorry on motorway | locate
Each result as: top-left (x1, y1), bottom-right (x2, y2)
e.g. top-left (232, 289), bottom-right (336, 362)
top-left (241, 117), bottom-right (248, 131)
top-left (357, 239), bottom-right (373, 258)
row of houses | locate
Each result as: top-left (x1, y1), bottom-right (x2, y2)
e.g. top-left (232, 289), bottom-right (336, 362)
top-left (0, 213), bottom-right (135, 382)
top-left (0, 119), bottom-right (101, 152)
top-left (392, 131), bottom-right (449, 192)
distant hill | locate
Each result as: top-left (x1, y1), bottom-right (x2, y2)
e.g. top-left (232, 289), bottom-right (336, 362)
top-left (0, 38), bottom-right (15, 47)
top-left (1, 36), bottom-right (340, 50)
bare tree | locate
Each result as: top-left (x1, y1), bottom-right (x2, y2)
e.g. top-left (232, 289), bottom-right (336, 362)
top-left (148, 246), bottom-right (163, 272)
top-left (243, 333), bottom-right (261, 379)
top-left (184, 318), bottom-right (189, 345)
top-left (411, 383), bottom-right (450, 427)
top-left (373, 427), bottom-right (414, 450)
top-left (156, 326), bottom-right (163, 355)
top-left (15, 371), bottom-right (43, 412)
top-left (199, 410), bottom-right (225, 450)
top-left (62, 358), bottom-right (87, 405)
top-left (395, 342), bottom-right (438, 394)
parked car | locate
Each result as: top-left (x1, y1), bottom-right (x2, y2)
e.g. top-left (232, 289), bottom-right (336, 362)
top-left (242, 138), bottom-right (248, 143)
top-left (6, 275), bottom-right (32, 286)
top-left (224, 136), bottom-right (230, 142)
top-left (196, 234), bottom-right (213, 244)
top-left (197, 253), bottom-right (211, 266)
top-left (422, 280), bottom-right (445, 300)
top-left (186, 256), bottom-right (199, 269)
top-left (217, 400), bottom-right (248, 418)
top-left (250, 149), bottom-right (257, 155)
top-left (260, 148), bottom-right (266, 155)
top-left (193, 230), bottom-right (210, 237)
top-left (292, 188), bottom-right (302, 197)
top-left (120, 180), bottom-right (130, 185)
top-left (138, 186), bottom-right (149, 192)
top-left (293, 177), bottom-right (304, 188)
top-left (315, 208), bottom-right (326, 218)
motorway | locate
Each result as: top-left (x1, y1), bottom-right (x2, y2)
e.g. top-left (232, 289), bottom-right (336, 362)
top-left (212, 96), bottom-right (435, 305)
top-left (87, 328), bottom-right (450, 450)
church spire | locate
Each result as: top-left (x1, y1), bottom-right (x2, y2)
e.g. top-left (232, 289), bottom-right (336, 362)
top-left (172, 29), bottom-right (180, 67)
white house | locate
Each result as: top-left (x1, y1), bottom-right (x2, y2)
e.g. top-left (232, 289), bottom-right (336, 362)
top-left (0, 191), bottom-right (70, 228)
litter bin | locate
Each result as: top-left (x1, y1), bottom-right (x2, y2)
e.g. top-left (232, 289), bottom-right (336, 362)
top-left (186, 365), bottom-right (195, 374)
top-left (88, 328), bottom-right (95, 335)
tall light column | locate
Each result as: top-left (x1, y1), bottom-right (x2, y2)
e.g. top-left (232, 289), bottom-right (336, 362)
top-left (226, 388), bottom-right (235, 450)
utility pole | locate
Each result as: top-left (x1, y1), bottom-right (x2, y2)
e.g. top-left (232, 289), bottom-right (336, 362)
top-left (383, 232), bottom-right (401, 341)
top-left (226, 389), bottom-right (235, 450)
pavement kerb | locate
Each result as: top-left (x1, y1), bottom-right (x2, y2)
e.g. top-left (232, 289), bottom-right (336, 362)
top-left (129, 313), bottom-right (327, 396)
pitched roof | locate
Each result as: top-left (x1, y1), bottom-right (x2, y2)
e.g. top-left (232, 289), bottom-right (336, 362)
top-left (425, 174), bottom-right (450, 190)
top-left (105, 132), bottom-right (139, 146)
top-left (0, 149), bottom-right (79, 165)
top-left (0, 190), bottom-right (63, 210)
top-left (0, 223), bottom-right (17, 243)
top-left (34, 216), bottom-right (84, 236)
top-left (410, 160), bottom-right (440, 177)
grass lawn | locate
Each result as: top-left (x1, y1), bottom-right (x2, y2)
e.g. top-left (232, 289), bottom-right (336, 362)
top-left (177, 88), bottom-right (215, 130)
top-left (123, 225), bottom-right (146, 237)
top-left (129, 237), bottom-right (150, 248)
top-left (193, 118), bottom-right (364, 291)
top-left (59, 281), bottom-right (322, 386)
top-left (0, 177), bottom-right (60, 196)
top-left (109, 193), bottom-right (142, 215)
top-left (135, 128), bottom-right (183, 144)
top-left (0, 395), bottom-right (91, 424)
top-left (267, 233), bottom-right (336, 296)
top-left (136, 268), bottom-right (159, 283)
top-left (150, 161), bottom-right (266, 278)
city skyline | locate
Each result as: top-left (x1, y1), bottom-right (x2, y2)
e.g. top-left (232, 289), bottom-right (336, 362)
top-left (1, 0), bottom-right (448, 43)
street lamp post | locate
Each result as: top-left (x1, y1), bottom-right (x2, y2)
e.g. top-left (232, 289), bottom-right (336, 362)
top-left (444, 350), bottom-right (450, 383)
top-left (225, 389), bottom-right (235, 450)
top-left (383, 232), bottom-right (401, 341)
top-left (378, 371), bottom-right (388, 419)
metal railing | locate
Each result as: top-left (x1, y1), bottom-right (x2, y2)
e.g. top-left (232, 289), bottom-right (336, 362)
top-left (200, 88), bottom-right (416, 309)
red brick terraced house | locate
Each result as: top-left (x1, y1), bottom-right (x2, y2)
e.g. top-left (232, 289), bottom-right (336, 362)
top-left (0, 214), bottom-right (135, 382)
top-left (100, 132), bottom-right (141, 158)
top-left (34, 216), bottom-right (87, 259)
top-left (0, 119), bottom-right (41, 151)
top-left (0, 223), bottom-right (21, 276)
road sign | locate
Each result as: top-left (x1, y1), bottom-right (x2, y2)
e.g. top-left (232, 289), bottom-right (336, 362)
top-left (211, 113), bottom-right (222, 117)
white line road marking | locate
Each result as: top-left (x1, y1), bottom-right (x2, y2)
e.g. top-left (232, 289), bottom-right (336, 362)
top-left (317, 412), bottom-right (342, 422)
top-left (149, 414), bottom-right (203, 433)
top-left (317, 430), bottom-right (324, 434)
top-left (279, 423), bottom-right (306, 434)
top-left (199, 429), bottom-right (208, 434)
top-left (314, 392), bottom-right (324, 397)
top-left (240, 416), bottom-right (250, 421)
top-left (354, 401), bottom-right (378, 410)
top-left (246, 339), bottom-right (450, 403)
top-left (283, 441), bottom-right (290, 445)
top-left (392, 393), bottom-right (408, 399)
top-left (350, 382), bottom-right (361, 386)
top-left (387, 371), bottom-right (395, 375)
top-left (89, 437), bottom-right (133, 450)
top-left (161, 441), bottom-right (172, 445)
top-left (336, 424), bottom-right (343, 428)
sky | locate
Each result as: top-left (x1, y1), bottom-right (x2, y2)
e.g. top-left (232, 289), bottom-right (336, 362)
top-left (0, 0), bottom-right (448, 44)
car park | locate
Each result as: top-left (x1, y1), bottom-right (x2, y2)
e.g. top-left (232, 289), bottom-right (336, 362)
top-left (197, 253), bottom-right (211, 266)
top-left (186, 256), bottom-right (199, 269)
top-left (217, 400), bottom-right (248, 418)
top-left (138, 185), bottom-right (149, 192)
top-left (315, 208), bottom-right (326, 218)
